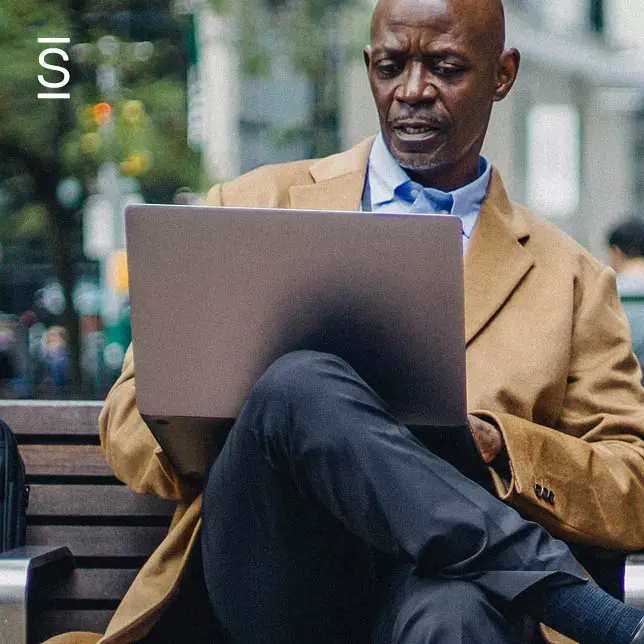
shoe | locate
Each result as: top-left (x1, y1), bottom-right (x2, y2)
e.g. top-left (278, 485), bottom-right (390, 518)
top-left (630, 617), bottom-right (644, 643)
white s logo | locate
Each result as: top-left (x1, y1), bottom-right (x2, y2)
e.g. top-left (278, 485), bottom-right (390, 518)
top-left (38, 48), bottom-right (70, 89)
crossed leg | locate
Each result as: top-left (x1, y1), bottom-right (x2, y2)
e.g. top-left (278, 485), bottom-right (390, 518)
top-left (201, 351), bottom-right (585, 643)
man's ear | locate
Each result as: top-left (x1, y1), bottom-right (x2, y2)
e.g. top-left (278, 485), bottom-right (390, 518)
top-left (493, 48), bottom-right (520, 102)
top-left (363, 45), bottom-right (372, 70)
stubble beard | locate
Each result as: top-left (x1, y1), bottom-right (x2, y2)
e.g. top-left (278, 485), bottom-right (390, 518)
top-left (393, 150), bottom-right (443, 174)
top-left (387, 138), bottom-right (447, 175)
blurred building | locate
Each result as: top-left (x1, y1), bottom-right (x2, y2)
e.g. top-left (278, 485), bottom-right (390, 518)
top-left (194, 0), bottom-right (644, 259)
top-left (484, 0), bottom-right (644, 258)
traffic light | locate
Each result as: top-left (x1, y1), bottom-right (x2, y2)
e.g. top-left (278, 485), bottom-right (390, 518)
top-left (93, 102), bottom-right (112, 126)
top-left (106, 249), bottom-right (129, 295)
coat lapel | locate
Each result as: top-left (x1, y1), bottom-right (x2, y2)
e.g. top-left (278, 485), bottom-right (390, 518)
top-left (464, 170), bottom-right (534, 344)
top-left (288, 138), bottom-right (373, 211)
top-left (289, 173), bottom-right (365, 211)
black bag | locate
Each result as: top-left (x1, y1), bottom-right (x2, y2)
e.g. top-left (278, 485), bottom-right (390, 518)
top-left (0, 418), bottom-right (29, 552)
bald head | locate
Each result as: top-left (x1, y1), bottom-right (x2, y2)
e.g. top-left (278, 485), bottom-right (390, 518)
top-left (371, 0), bottom-right (506, 57)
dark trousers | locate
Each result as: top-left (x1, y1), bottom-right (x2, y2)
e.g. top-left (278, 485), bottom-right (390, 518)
top-left (201, 351), bottom-right (585, 644)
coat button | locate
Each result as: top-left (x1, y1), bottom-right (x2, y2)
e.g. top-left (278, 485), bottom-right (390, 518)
top-left (546, 490), bottom-right (555, 505)
top-left (533, 484), bottom-right (543, 499)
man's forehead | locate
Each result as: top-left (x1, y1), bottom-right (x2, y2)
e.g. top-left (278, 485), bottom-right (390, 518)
top-left (370, 26), bottom-right (468, 57)
top-left (371, 0), bottom-right (503, 48)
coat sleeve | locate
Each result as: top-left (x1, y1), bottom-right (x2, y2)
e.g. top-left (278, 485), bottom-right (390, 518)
top-left (99, 345), bottom-right (198, 501)
top-left (483, 264), bottom-right (644, 552)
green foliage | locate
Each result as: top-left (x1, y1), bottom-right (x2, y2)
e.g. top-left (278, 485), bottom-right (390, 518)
top-left (130, 78), bottom-right (200, 202)
top-left (1, 0), bottom-right (201, 218)
top-left (0, 203), bottom-right (48, 244)
top-left (0, 1), bottom-right (70, 160)
top-left (0, 0), bottom-right (202, 394)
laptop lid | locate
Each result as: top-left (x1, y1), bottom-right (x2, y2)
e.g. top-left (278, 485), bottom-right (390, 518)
top-left (125, 204), bottom-right (466, 475)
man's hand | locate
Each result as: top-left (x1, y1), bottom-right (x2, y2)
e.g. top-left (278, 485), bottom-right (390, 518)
top-left (467, 414), bottom-right (505, 464)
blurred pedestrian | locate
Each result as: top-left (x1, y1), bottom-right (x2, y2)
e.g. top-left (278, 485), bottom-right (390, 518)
top-left (0, 329), bottom-right (16, 390)
top-left (607, 216), bottom-right (644, 371)
top-left (41, 325), bottom-right (70, 394)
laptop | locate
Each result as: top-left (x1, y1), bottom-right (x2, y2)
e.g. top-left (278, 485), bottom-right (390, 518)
top-left (124, 204), bottom-right (467, 477)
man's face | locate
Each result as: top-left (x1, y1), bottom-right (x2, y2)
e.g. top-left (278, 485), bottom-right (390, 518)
top-left (364, 0), bottom-right (519, 191)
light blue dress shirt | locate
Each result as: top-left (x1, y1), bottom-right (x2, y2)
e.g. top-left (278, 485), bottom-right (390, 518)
top-left (361, 133), bottom-right (492, 253)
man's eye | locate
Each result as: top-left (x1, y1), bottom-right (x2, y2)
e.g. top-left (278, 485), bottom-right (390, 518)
top-left (375, 61), bottom-right (402, 78)
top-left (434, 63), bottom-right (463, 76)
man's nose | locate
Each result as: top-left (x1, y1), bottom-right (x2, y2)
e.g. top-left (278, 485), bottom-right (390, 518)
top-left (394, 62), bottom-right (437, 104)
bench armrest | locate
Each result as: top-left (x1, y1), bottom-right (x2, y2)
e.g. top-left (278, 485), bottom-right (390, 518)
top-left (625, 553), bottom-right (644, 608)
top-left (0, 546), bottom-right (75, 644)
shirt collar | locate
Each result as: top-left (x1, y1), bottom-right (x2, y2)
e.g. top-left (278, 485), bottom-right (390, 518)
top-left (367, 132), bottom-right (491, 237)
top-left (369, 133), bottom-right (413, 206)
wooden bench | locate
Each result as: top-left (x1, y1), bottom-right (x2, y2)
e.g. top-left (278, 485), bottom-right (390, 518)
top-left (0, 400), bottom-right (176, 643)
top-left (0, 400), bottom-right (643, 644)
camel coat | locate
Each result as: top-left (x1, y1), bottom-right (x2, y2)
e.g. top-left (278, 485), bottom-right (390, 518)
top-left (47, 138), bottom-right (644, 644)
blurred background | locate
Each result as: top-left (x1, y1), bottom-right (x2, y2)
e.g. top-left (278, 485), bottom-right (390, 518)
top-left (1, 0), bottom-right (643, 399)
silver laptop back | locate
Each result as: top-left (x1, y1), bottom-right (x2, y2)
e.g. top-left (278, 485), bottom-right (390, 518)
top-left (125, 204), bottom-right (466, 475)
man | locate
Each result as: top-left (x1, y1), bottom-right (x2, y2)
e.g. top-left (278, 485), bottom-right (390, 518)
top-left (47, 0), bottom-right (644, 642)
top-left (607, 216), bottom-right (644, 371)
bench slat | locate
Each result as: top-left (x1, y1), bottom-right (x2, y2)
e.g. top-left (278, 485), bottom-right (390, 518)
top-left (35, 567), bottom-right (139, 601)
top-left (27, 525), bottom-right (167, 557)
top-left (28, 484), bottom-right (175, 517)
top-left (0, 400), bottom-right (102, 436)
top-left (21, 444), bottom-right (114, 477)
top-left (31, 610), bottom-right (113, 641)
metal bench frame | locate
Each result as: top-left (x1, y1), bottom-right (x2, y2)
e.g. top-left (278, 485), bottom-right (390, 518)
top-left (0, 546), bottom-right (74, 643)
top-left (626, 553), bottom-right (644, 608)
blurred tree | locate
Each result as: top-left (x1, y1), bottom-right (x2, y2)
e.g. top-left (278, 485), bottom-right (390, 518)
top-left (0, 0), bottom-right (200, 395)
top-left (208, 0), bottom-right (371, 159)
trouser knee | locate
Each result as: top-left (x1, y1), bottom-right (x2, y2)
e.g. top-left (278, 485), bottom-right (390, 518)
top-left (250, 350), bottom-right (351, 403)
top-left (242, 350), bottom-right (358, 437)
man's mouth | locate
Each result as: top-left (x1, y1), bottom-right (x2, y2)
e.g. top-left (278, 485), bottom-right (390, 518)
top-left (391, 121), bottom-right (444, 138)
top-left (397, 124), bottom-right (436, 135)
